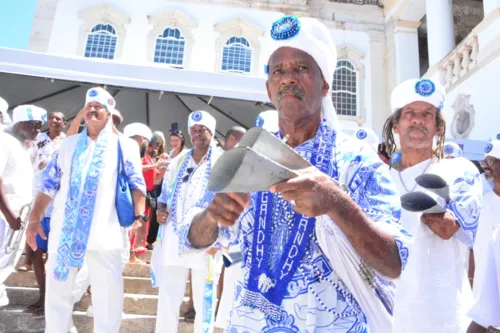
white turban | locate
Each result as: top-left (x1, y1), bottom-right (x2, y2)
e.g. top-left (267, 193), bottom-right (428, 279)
top-left (112, 109), bottom-right (124, 123)
top-left (484, 140), bottom-right (500, 159)
top-left (86, 87), bottom-right (116, 111)
top-left (124, 122), bottom-right (152, 141)
top-left (352, 128), bottom-right (379, 152)
top-left (265, 16), bottom-right (339, 130)
top-left (443, 142), bottom-right (463, 158)
top-left (255, 110), bottom-right (279, 133)
top-left (12, 105), bottom-right (47, 125)
top-left (391, 78), bottom-right (446, 112)
top-left (0, 97), bottom-right (11, 125)
top-left (188, 111), bottom-right (216, 136)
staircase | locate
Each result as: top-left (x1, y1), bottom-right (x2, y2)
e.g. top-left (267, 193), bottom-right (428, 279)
top-left (0, 251), bottom-right (202, 333)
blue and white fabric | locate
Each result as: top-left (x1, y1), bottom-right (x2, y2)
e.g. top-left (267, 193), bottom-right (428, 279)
top-left (188, 111), bottom-right (216, 136)
top-left (390, 78), bottom-right (445, 112)
top-left (444, 142), bottom-right (463, 158)
top-left (183, 121), bottom-right (411, 333)
top-left (390, 157), bottom-right (482, 333)
top-left (39, 127), bottom-right (145, 280)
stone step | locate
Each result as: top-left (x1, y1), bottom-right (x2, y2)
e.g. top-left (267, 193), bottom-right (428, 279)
top-left (15, 256), bottom-right (152, 278)
top-left (5, 287), bottom-right (190, 316)
top-left (136, 250), bottom-right (152, 263)
top-left (5, 273), bottom-right (160, 295)
top-left (0, 306), bottom-right (164, 333)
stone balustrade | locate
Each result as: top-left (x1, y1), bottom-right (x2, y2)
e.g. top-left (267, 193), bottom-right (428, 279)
top-left (439, 33), bottom-right (479, 89)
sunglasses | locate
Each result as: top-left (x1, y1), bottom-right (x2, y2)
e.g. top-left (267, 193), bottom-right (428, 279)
top-left (480, 159), bottom-right (498, 168)
top-left (182, 167), bottom-right (194, 183)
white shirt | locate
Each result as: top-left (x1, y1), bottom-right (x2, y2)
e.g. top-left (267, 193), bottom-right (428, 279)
top-left (32, 131), bottom-right (65, 216)
top-left (158, 153), bottom-right (208, 268)
top-left (39, 134), bottom-right (145, 253)
top-left (0, 132), bottom-right (33, 218)
top-left (390, 157), bottom-right (481, 333)
top-left (468, 226), bottom-right (500, 328)
top-left (473, 191), bottom-right (500, 299)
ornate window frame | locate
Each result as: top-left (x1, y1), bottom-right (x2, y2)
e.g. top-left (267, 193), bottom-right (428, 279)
top-left (334, 46), bottom-right (366, 125)
top-left (77, 4), bottom-right (130, 60)
top-left (147, 10), bottom-right (197, 69)
top-left (214, 17), bottom-right (264, 75)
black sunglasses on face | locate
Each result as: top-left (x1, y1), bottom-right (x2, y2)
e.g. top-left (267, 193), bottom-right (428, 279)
top-left (480, 159), bottom-right (498, 168)
top-left (182, 167), bottom-right (194, 183)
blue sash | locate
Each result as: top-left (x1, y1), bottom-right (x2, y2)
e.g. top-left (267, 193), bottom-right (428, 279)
top-left (53, 126), bottom-right (110, 281)
top-left (242, 122), bottom-right (336, 319)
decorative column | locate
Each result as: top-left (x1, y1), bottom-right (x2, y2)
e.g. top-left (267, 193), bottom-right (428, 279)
top-left (368, 29), bottom-right (390, 131)
top-left (425, 0), bottom-right (455, 66)
top-left (483, 0), bottom-right (500, 17)
top-left (394, 20), bottom-right (421, 83)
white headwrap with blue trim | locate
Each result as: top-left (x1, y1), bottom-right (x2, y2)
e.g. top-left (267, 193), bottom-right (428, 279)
top-left (188, 110), bottom-right (216, 136)
top-left (391, 78), bottom-right (446, 112)
top-left (12, 105), bottom-right (47, 125)
top-left (255, 110), bottom-right (279, 133)
top-left (265, 16), bottom-right (340, 130)
top-left (444, 142), bottom-right (463, 158)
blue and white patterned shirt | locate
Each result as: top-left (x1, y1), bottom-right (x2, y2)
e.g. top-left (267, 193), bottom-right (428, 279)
top-left (182, 122), bottom-right (411, 333)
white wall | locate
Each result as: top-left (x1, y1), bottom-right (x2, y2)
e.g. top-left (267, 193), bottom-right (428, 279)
top-left (441, 56), bottom-right (500, 141)
top-left (45, 0), bottom-right (374, 127)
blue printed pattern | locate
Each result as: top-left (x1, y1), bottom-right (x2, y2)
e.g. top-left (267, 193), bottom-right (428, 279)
top-left (186, 121), bottom-right (410, 332)
top-left (446, 169), bottom-right (482, 248)
top-left (39, 152), bottom-right (62, 198)
top-left (53, 128), bottom-right (110, 281)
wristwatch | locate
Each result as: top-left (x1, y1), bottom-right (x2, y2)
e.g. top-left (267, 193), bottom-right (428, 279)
top-left (135, 214), bottom-right (149, 222)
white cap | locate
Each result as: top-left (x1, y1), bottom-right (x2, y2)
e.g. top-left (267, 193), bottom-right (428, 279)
top-left (188, 111), bottom-right (216, 136)
top-left (352, 128), bottom-right (379, 152)
top-left (112, 109), bottom-right (123, 123)
top-left (0, 97), bottom-right (11, 125)
top-left (443, 142), bottom-right (463, 158)
top-left (266, 16), bottom-right (339, 130)
top-left (391, 78), bottom-right (446, 112)
top-left (12, 105), bottom-right (47, 125)
top-left (255, 110), bottom-right (279, 133)
top-left (124, 122), bottom-right (152, 141)
top-left (86, 87), bottom-right (116, 111)
top-left (484, 140), bottom-right (500, 159)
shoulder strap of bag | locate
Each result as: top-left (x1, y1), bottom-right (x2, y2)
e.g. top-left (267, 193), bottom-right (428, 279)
top-left (117, 138), bottom-right (125, 175)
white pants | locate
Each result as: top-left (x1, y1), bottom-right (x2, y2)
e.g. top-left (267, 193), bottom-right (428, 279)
top-left (215, 264), bottom-right (244, 329)
top-left (45, 249), bottom-right (124, 333)
top-left (72, 245), bottom-right (130, 304)
top-left (0, 218), bottom-right (24, 306)
top-left (155, 265), bottom-right (218, 333)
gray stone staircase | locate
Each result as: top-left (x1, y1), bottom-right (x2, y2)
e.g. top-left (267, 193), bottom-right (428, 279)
top-left (0, 251), bottom-right (199, 333)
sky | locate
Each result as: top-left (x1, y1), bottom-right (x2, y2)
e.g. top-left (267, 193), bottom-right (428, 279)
top-left (0, 0), bottom-right (38, 49)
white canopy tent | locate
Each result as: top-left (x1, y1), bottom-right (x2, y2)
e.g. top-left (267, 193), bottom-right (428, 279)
top-left (0, 47), bottom-right (275, 145)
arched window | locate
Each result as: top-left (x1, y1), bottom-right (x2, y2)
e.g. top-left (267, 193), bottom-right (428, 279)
top-left (221, 36), bottom-right (252, 74)
top-left (84, 23), bottom-right (117, 60)
top-left (332, 59), bottom-right (358, 117)
top-left (154, 27), bottom-right (186, 67)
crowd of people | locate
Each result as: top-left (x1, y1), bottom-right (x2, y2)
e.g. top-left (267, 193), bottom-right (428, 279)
top-left (0, 14), bottom-right (499, 333)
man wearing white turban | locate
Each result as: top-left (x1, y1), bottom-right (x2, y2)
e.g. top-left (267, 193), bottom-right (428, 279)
top-left (151, 110), bottom-right (223, 333)
top-left (25, 87), bottom-right (146, 333)
top-left (444, 141), bottom-right (464, 159)
top-left (382, 78), bottom-right (481, 333)
top-left (0, 105), bottom-right (39, 306)
top-left (179, 16), bottom-right (411, 333)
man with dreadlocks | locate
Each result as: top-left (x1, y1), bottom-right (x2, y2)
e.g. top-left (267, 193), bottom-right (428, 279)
top-left (382, 78), bottom-right (482, 333)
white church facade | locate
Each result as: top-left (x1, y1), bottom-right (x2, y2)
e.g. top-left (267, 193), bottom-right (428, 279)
top-left (1, 0), bottom-right (499, 157)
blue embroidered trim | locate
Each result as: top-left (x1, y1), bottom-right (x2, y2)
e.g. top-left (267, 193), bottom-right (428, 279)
top-left (242, 123), bottom-right (336, 320)
top-left (485, 143), bottom-right (493, 153)
top-left (356, 129), bottom-right (367, 140)
top-left (191, 111), bottom-right (203, 122)
top-left (26, 107), bottom-right (33, 121)
top-left (444, 144), bottom-right (453, 155)
top-left (54, 127), bottom-right (110, 281)
top-left (271, 15), bottom-right (301, 41)
top-left (255, 116), bottom-right (264, 127)
top-left (414, 79), bottom-right (435, 97)
top-left (496, 133), bottom-right (500, 140)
